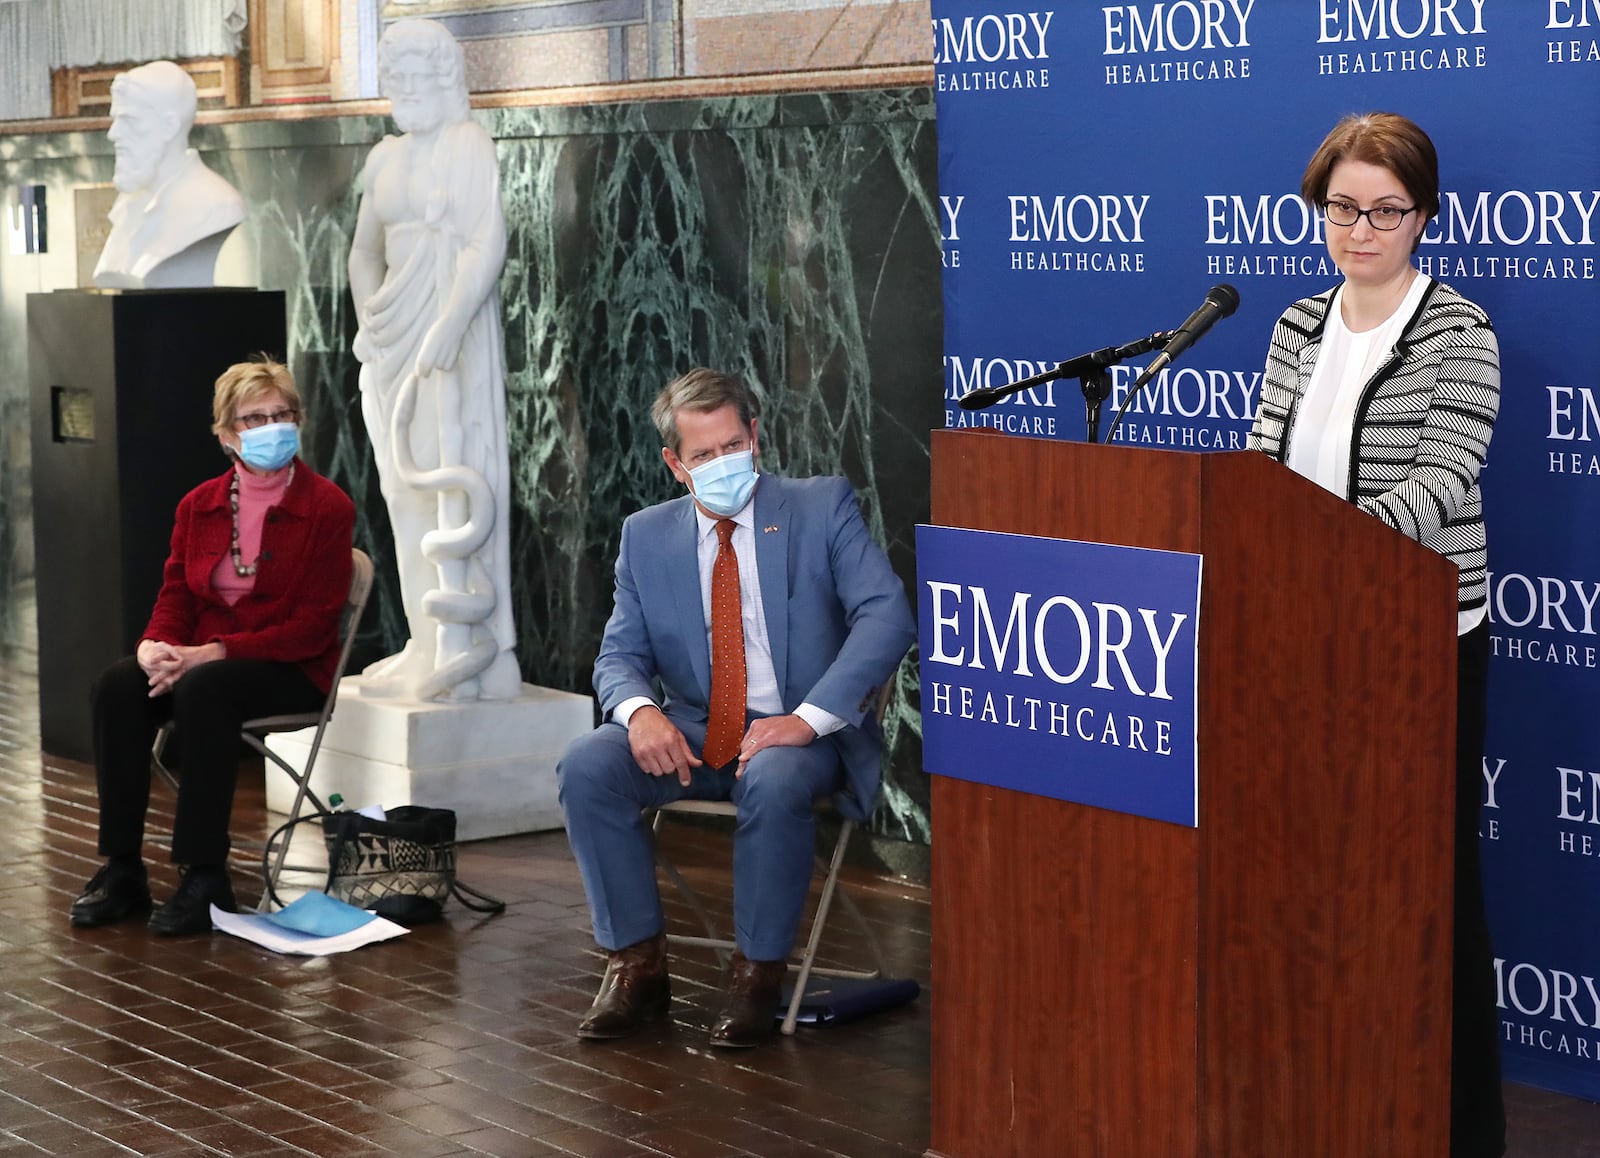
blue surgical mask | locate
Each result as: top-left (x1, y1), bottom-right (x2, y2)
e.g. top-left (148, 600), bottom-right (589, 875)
top-left (687, 450), bottom-right (758, 517)
top-left (237, 422), bottom-right (299, 472)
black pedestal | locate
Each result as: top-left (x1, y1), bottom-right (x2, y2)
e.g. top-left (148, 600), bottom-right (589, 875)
top-left (28, 289), bottom-right (287, 761)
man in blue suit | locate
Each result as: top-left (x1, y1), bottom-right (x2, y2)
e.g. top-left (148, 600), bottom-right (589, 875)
top-left (558, 367), bottom-right (916, 1048)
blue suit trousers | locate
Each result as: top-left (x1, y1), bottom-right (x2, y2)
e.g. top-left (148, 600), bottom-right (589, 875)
top-left (557, 715), bottom-right (843, 962)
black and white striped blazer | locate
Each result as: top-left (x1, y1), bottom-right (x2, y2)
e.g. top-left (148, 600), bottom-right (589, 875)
top-left (1248, 278), bottom-right (1500, 615)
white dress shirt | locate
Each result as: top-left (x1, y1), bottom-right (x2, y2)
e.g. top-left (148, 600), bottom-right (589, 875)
top-left (614, 484), bottom-right (847, 737)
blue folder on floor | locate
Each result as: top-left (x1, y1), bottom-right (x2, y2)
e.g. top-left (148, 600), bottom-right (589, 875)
top-left (778, 977), bottom-right (921, 1026)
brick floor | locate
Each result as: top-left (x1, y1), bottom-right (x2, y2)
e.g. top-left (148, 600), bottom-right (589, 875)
top-left (0, 655), bottom-right (1596, 1156)
top-left (0, 657), bottom-right (930, 1157)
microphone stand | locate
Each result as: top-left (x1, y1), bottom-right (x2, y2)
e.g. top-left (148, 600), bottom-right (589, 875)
top-left (1081, 367), bottom-right (1113, 446)
top-left (956, 332), bottom-right (1172, 444)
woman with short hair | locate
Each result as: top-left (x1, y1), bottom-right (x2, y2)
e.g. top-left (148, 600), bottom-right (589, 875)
top-left (1251, 112), bottom-right (1504, 1158)
top-left (70, 358), bottom-right (355, 937)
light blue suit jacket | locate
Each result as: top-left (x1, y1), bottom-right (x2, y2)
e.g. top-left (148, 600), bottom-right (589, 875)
top-left (593, 475), bottom-right (916, 820)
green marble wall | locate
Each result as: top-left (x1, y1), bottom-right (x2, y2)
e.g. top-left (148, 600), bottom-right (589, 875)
top-left (0, 87), bottom-right (941, 852)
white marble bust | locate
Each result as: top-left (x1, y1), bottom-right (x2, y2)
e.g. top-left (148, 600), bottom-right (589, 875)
top-left (92, 61), bottom-right (246, 290)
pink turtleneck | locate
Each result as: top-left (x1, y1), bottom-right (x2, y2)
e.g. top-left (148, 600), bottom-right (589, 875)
top-left (211, 464), bottom-right (293, 605)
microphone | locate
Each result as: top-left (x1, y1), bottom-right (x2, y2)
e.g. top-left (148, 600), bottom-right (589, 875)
top-left (1133, 284), bottom-right (1240, 388)
top-left (956, 383), bottom-right (1015, 411)
top-left (956, 330), bottom-right (1176, 411)
top-left (1105, 285), bottom-right (1240, 443)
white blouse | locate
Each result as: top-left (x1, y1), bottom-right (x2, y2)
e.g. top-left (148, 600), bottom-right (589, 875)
top-left (1287, 271), bottom-right (1430, 496)
top-left (1285, 270), bottom-right (1482, 635)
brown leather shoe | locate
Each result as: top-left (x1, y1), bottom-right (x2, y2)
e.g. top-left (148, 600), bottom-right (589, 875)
top-left (708, 952), bottom-right (787, 1048)
top-left (576, 932), bottom-right (670, 1040)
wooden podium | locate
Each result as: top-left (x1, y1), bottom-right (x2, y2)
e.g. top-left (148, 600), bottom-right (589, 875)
top-left (926, 430), bottom-right (1458, 1158)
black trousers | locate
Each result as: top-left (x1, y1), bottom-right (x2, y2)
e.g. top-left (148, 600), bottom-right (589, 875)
top-left (93, 655), bottom-right (323, 866)
top-left (1452, 620), bottom-right (1506, 1158)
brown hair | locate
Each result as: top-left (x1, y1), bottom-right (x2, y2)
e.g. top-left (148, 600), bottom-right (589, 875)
top-left (1302, 111), bottom-right (1440, 230)
top-left (211, 356), bottom-right (301, 438)
top-left (651, 368), bottom-right (758, 453)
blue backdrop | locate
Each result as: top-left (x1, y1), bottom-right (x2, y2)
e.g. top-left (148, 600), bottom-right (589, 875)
top-left (932, 1), bottom-right (1600, 1102)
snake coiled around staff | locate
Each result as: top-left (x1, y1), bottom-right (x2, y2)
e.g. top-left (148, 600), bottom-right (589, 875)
top-left (390, 369), bottom-right (499, 699)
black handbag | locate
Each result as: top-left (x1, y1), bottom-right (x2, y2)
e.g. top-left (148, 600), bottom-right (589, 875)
top-left (263, 805), bottom-right (505, 925)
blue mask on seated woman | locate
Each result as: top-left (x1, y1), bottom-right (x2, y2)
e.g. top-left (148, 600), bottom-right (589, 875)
top-left (688, 450), bottom-right (758, 516)
top-left (237, 422), bottom-right (299, 472)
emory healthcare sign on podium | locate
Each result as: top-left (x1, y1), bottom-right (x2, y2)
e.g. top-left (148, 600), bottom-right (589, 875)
top-left (917, 525), bottom-right (1201, 827)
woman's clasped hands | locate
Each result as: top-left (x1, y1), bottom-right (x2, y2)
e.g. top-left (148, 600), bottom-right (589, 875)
top-left (135, 639), bottom-right (224, 698)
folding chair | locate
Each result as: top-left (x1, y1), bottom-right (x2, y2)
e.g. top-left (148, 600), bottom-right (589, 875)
top-left (153, 547), bottom-right (375, 903)
top-left (649, 681), bottom-right (896, 1035)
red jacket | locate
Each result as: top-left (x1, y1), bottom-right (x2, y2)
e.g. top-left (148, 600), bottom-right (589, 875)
top-left (142, 461), bottom-right (356, 693)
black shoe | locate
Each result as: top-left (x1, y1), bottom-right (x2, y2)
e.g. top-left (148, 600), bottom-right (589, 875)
top-left (708, 953), bottom-right (786, 1049)
top-left (148, 866), bottom-right (236, 936)
top-left (70, 860), bottom-right (152, 928)
top-left (576, 933), bottom-right (671, 1040)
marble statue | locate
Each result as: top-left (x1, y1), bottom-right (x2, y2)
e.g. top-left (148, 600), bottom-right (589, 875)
top-left (92, 61), bottom-right (245, 290)
top-left (349, 19), bottom-right (521, 702)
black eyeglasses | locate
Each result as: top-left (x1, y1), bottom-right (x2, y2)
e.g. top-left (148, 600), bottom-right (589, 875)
top-left (233, 407), bottom-right (299, 430)
top-left (1322, 199), bottom-right (1417, 231)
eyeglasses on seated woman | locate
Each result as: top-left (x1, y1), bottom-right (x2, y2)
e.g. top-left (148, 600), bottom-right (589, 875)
top-left (69, 357), bottom-right (356, 937)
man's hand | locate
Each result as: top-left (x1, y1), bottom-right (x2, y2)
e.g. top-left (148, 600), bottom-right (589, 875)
top-left (736, 714), bottom-right (817, 779)
top-left (628, 706), bottom-right (702, 786)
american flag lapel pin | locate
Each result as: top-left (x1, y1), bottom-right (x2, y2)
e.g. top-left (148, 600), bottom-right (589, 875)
top-left (764, 524), bottom-right (779, 534)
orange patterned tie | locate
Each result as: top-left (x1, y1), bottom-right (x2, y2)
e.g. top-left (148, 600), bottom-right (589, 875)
top-left (702, 519), bottom-right (747, 769)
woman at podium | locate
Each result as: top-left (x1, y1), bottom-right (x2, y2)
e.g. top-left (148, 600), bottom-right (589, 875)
top-left (1249, 112), bottom-right (1503, 1158)
top-left (68, 358), bottom-right (355, 938)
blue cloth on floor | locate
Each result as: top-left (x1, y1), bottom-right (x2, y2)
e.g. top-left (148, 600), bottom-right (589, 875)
top-left (263, 891), bottom-right (379, 937)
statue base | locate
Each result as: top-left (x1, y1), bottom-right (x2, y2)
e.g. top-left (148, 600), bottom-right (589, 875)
top-left (263, 677), bottom-right (595, 841)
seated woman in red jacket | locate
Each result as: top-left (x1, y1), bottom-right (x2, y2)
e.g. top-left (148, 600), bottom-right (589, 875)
top-left (70, 357), bottom-right (355, 936)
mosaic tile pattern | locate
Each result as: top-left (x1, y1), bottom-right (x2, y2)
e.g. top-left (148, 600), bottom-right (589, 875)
top-left (0, 87), bottom-right (942, 846)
